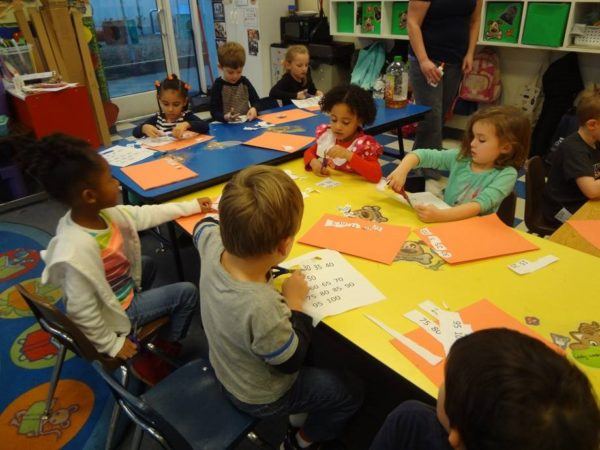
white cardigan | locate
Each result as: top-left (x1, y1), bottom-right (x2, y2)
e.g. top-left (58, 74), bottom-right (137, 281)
top-left (41, 200), bottom-right (201, 357)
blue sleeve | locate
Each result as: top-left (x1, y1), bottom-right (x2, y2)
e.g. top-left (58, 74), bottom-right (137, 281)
top-left (132, 114), bottom-right (159, 138)
top-left (183, 111), bottom-right (209, 134)
top-left (413, 148), bottom-right (460, 172)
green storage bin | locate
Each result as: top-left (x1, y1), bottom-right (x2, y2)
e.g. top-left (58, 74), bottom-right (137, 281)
top-left (360, 2), bottom-right (381, 34)
top-left (522, 2), bottom-right (571, 47)
top-left (336, 2), bottom-right (355, 33)
top-left (483, 2), bottom-right (523, 43)
top-left (391, 2), bottom-right (409, 36)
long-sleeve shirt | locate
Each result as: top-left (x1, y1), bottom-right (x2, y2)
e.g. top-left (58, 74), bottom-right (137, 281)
top-left (210, 76), bottom-right (260, 122)
top-left (412, 148), bottom-right (518, 214)
top-left (269, 71), bottom-right (317, 106)
top-left (304, 124), bottom-right (383, 183)
top-left (132, 111), bottom-right (208, 138)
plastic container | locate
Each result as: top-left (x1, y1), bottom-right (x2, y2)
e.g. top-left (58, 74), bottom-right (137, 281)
top-left (522, 2), bottom-right (571, 47)
top-left (483, 2), bottom-right (523, 44)
top-left (574, 25), bottom-right (600, 48)
top-left (336, 2), bottom-right (355, 33)
top-left (0, 44), bottom-right (33, 79)
top-left (384, 56), bottom-right (408, 109)
top-left (360, 2), bottom-right (382, 34)
top-left (391, 2), bottom-right (409, 36)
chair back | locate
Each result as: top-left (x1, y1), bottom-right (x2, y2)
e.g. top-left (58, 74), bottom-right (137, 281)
top-left (255, 96), bottom-right (280, 111)
top-left (524, 156), bottom-right (557, 236)
top-left (92, 361), bottom-right (192, 450)
top-left (497, 191), bottom-right (517, 227)
top-left (16, 284), bottom-right (121, 371)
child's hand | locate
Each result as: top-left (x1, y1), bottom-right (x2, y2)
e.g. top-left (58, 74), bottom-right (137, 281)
top-left (309, 158), bottom-right (331, 176)
top-left (142, 124), bottom-right (163, 138)
top-left (116, 338), bottom-right (138, 360)
top-left (414, 204), bottom-right (442, 223)
top-left (224, 107), bottom-right (240, 122)
top-left (247, 107), bottom-right (258, 121)
top-left (316, 90), bottom-right (324, 97)
top-left (297, 90), bottom-right (308, 100)
top-left (327, 145), bottom-right (352, 162)
top-left (387, 166), bottom-right (408, 193)
top-left (282, 270), bottom-right (308, 311)
top-left (197, 197), bottom-right (215, 213)
top-left (172, 122), bottom-right (191, 139)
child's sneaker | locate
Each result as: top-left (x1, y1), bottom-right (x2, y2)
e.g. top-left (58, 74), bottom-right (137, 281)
top-left (280, 427), bottom-right (321, 450)
top-left (130, 351), bottom-right (173, 386)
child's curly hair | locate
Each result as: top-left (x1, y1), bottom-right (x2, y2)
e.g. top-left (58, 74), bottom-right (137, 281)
top-left (319, 84), bottom-right (377, 126)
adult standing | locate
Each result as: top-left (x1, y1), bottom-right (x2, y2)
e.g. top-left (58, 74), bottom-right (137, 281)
top-left (407, 0), bottom-right (482, 153)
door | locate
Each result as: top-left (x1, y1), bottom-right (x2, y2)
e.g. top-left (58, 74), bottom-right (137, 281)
top-left (89, 0), bottom-right (208, 120)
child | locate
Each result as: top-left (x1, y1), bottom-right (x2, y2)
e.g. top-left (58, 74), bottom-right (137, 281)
top-left (133, 74), bottom-right (209, 139)
top-left (194, 165), bottom-right (363, 450)
top-left (370, 328), bottom-right (600, 450)
top-left (210, 42), bottom-right (260, 123)
top-left (17, 134), bottom-right (214, 385)
top-left (388, 105), bottom-right (530, 222)
top-left (304, 84), bottom-right (383, 183)
top-left (542, 87), bottom-right (600, 228)
top-left (269, 45), bottom-right (323, 106)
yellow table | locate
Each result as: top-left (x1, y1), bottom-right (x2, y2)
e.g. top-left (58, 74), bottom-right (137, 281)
top-left (174, 159), bottom-right (600, 398)
top-left (549, 201), bottom-right (600, 258)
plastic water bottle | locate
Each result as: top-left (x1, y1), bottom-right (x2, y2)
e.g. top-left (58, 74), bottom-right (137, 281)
top-left (384, 56), bottom-right (408, 109)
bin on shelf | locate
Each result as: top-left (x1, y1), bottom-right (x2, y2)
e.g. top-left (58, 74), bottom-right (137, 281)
top-left (522, 2), bottom-right (571, 47)
top-left (391, 2), bottom-right (409, 36)
top-left (483, 2), bottom-right (523, 44)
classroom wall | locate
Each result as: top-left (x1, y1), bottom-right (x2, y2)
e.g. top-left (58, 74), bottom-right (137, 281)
top-left (298, 0), bottom-right (600, 130)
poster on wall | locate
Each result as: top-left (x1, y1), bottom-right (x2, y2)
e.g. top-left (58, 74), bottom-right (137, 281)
top-left (247, 29), bottom-right (259, 56)
top-left (244, 6), bottom-right (258, 27)
top-left (215, 22), bottom-right (227, 39)
top-left (216, 39), bottom-right (227, 48)
top-left (212, 2), bottom-right (225, 21)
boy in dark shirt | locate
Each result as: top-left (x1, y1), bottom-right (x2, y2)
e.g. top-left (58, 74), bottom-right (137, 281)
top-left (210, 42), bottom-right (261, 123)
top-left (542, 87), bottom-right (600, 228)
top-left (371, 328), bottom-right (600, 450)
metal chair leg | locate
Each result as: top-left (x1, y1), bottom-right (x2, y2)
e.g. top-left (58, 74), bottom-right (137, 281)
top-left (131, 425), bottom-right (143, 450)
top-left (42, 341), bottom-right (67, 420)
top-left (105, 366), bottom-right (130, 450)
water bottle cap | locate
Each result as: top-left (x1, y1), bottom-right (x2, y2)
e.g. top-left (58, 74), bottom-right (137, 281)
top-left (393, 56), bottom-right (403, 62)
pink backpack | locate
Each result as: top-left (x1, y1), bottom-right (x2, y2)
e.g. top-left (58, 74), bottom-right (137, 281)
top-left (459, 48), bottom-right (501, 103)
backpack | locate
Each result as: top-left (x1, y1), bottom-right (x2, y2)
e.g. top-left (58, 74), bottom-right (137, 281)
top-left (459, 48), bottom-right (501, 103)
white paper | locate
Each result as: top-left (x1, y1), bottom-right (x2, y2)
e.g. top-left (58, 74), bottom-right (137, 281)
top-left (140, 135), bottom-right (175, 147)
top-left (316, 178), bottom-right (341, 189)
top-left (292, 96), bottom-right (322, 109)
top-left (406, 192), bottom-right (450, 209)
top-left (100, 145), bottom-right (156, 167)
top-left (404, 309), bottom-right (447, 348)
top-left (280, 249), bottom-right (385, 325)
top-left (364, 314), bottom-right (443, 365)
top-left (508, 255), bottom-right (559, 275)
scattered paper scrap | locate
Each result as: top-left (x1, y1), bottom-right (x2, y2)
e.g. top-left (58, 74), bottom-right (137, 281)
top-left (525, 316), bottom-right (540, 326)
top-left (508, 255), bottom-right (558, 275)
top-left (100, 145), bottom-right (155, 167)
top-left (291, 96), bottom-right (322, 110)
top-left (316, 178), bottom-right (341, 189)
top-left (550, 332), bottom-right (570, 350)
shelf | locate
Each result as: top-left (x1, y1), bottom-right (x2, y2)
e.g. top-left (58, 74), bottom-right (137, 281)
top-left (332, 32), bottom-right (409, 40)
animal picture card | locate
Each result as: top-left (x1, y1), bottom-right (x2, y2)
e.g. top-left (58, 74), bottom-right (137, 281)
top-left (298, 214), bottom-right (411, 264)
top-left (280, 249), bottom-right (385, 325)
top-left (391, 299), bottom-right (556, 386)
top-left (567, 220), bottom-right (600, 251)
top-left (258, 109), bottom-right (316, 125)
top-left (243, 132), bottom-right (315, 153)
top-left (415, 214), bottom-right (538, 264)
top-left (121, 157), bottom-right (197, 190)
top-left (143, 134), bottom-right (214, 151)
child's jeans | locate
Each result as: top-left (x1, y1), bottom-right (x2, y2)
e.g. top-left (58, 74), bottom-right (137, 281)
top-left (226, 367), bottom-right (364, 443)
top-left (126, 256), bottom-right (198, 341)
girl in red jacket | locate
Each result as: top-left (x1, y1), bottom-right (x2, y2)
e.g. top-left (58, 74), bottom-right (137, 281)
top-left (304, 84), bottom-right (383, 182)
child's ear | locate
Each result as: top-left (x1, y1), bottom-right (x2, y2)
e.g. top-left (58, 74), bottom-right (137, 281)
top-left (448, 428), bottom-right (463, 449)
top-left (81, 188), bottom-right (98, 205)
top-left (499, 142), bottom-right (513, 154)
top-left (217, 63), bottom-right (222, 71)
top-left (276, 236), bottom-right (294, 256)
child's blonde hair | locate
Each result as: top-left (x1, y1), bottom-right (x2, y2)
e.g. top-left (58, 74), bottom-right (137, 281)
top-left (576, 85), bottom-right (600, 126)
top-left (219, 165), bottom-right (304, 258)
top-left (460, 105), bottom-right (531, 170)
top-left (218, 42), bottom-right (246, 69)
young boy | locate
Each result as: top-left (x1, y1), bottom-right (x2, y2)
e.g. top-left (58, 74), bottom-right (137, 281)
top-left (543, 87), bottom-right (600, 228)
top-left (210, 42), bottom-right (261, 123)
top-left (194, 165), bottom-right (363, 450)
top-left (370, 328), bottom-right (600, 450)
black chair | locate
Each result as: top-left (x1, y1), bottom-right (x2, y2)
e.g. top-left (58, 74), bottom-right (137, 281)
top-left (497, 191), bottom-right (517, 227)
top-left (92, 358), bottom-right (259, 450)
top-left (524, 156), bottom-right (557, 236)
top-left (256, 96), bottom-right (280, 111)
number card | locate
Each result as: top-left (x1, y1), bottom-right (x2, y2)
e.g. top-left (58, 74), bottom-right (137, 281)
top-left (280, 249), bottom-right (386, 325)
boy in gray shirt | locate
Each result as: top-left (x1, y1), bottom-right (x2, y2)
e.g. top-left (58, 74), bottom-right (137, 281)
top-left (194, 165), bottom-right (363, 449)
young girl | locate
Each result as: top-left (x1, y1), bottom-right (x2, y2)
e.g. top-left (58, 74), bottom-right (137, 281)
top-left (16, 134), bottom-right (214, 385)
top-left (388, 105), bottom-right (531, 223)
top-left (133, 74), bottom-right (209, 139)
top-left (269, 45), bottom-right (324, 106)
top-left (304, 84), bottom-right (383, 183)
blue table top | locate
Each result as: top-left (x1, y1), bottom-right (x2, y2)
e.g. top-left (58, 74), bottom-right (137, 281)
top-left (111, 100), bottom-right (429, 202)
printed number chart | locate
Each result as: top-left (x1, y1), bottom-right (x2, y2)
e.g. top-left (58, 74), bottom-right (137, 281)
top-left (280, 249), bottom-right (385, 325)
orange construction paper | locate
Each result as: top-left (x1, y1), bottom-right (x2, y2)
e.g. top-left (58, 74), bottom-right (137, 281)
top-left (304, 105), bottom-right (321, 112)
top-left (567, 220), bottom-right (600, 251)
top-left (145, 134), bottom-right (213, 151)
top-left (391, 299), bottom-right (558, 386)
top-left (243, 131), bottom-right (315, 153)
top-left (175, 197), bottom-right (220, 235)
top-left (258, 109), bottom-right (316, 124)
top-left (415, 214), bottom-right (538, 264)
top-left (298, 214), bottom-right (411, 264)
top-left (121, 158), bottom-right (197, 190)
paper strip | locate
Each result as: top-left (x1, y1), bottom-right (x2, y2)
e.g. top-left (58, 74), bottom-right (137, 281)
top-left (508, 255), bottom-right (559, 275)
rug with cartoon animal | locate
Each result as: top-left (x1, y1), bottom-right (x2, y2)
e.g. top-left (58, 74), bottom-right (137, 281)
top-left (0, 222), bottom-right (111, 450)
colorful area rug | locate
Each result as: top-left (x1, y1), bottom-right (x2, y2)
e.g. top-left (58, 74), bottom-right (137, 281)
top-left (0, 222), bottom-right (112, 450)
